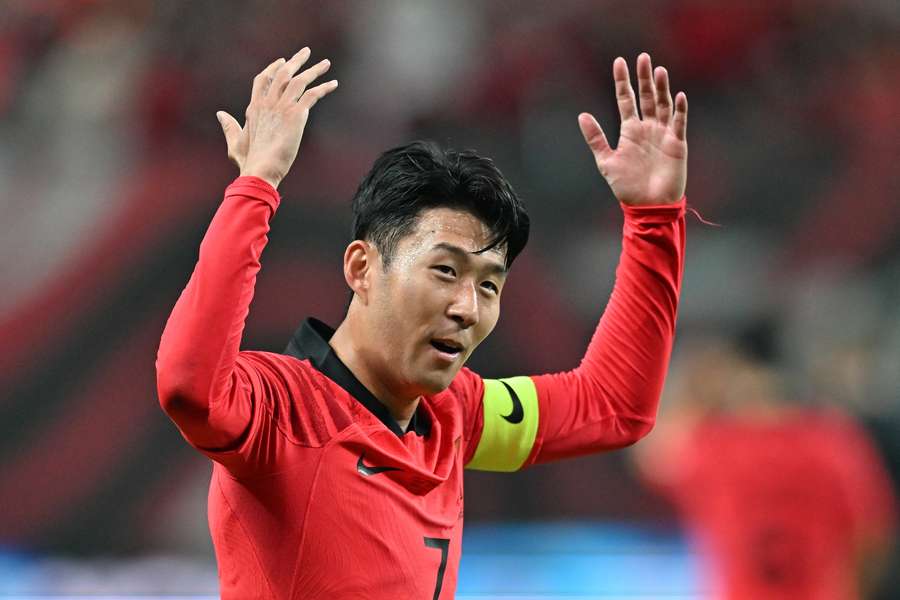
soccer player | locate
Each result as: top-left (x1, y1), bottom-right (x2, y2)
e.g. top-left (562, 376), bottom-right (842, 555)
top-left (636, 338), bottom-right (897, 600)
top-left (156, 47), bottom-right (687, 599)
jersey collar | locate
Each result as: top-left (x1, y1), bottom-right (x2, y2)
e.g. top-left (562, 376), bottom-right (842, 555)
top-left (284, 318), bottom-right (430, 438)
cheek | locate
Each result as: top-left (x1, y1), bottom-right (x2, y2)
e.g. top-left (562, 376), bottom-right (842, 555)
top-left (473, 302), bottom-right (500, 343)
top-left (400, 273), bottom-right (448, 312)
top-left (376, 274), bottom-right (441, 334)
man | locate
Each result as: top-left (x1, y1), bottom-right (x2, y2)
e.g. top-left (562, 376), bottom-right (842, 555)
top-left (635, 337), bottom-right (897, 599)
top-left (156, 46), bottom-right (687, 599)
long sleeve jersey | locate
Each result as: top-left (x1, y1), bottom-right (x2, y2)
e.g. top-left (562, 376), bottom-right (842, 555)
top-left (647, 411), bottom-right (897, 600)
top-left (156, 176), bottom-right (685, 599)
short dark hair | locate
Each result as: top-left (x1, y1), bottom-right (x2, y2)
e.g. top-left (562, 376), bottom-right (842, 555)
top-left (351, 140), bottom-right (530, 269)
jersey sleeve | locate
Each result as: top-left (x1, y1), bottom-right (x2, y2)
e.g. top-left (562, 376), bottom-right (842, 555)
top-left (155, 177), bottom-right (326, 473)
top-left (465, 200), bottom-right (685, 471)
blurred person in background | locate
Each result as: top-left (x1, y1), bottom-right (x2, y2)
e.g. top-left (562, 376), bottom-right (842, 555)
top-left (635, 329), bottom-right (897, 600)
top-left (156, 47), bottom-right (688, 599)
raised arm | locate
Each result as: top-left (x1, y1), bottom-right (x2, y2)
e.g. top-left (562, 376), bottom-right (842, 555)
top-left (466, 53), bottom-right (688, 471)
top-left (155, 49), bottom-right (337, 450)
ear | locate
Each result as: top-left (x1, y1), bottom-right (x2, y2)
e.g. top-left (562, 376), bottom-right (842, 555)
top-left (343, 240), bottom-right (377, 304)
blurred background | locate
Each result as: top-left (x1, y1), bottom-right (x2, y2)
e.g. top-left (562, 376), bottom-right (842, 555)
top-left (1, 0), bottom-right (898, 597)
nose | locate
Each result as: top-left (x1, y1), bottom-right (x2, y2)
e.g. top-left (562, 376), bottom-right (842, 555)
top-left (447, 281), bottom-right (479, 329)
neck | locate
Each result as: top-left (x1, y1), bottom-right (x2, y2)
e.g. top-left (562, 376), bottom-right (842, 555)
top-left (329, 316), bottom-right (419, 431)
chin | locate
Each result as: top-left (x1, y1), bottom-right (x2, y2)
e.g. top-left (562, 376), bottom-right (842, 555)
top-left (416, 370), bottom-right (458, 395)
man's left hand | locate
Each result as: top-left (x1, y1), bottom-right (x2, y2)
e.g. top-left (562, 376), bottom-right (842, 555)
top-left (579, 53), bottom-right (687, 206)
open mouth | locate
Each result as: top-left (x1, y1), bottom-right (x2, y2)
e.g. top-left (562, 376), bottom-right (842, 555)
top-left (430, 338), bottom-right (463, 356)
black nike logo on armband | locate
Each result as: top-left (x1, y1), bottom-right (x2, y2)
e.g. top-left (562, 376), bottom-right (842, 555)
top-left (500, 381), bottom-right (524, 424)
top-left (357, 453), bottom-right (401, 476)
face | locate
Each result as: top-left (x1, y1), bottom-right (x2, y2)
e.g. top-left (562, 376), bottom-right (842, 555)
top-left (363, 208), bottom-right (507, 398)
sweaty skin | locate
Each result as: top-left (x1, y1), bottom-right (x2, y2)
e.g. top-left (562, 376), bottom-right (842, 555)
top-left (330, 208), bottom-right (507, 430)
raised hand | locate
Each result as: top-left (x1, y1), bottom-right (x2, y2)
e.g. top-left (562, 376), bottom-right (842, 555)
top-left (216, 47), bottom-right (339, 189)
top-left (578, 53), bottom-right (687, 206)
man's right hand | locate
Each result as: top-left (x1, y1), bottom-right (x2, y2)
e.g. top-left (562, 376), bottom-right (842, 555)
top-left (216, 47), bottom-right (338, 189)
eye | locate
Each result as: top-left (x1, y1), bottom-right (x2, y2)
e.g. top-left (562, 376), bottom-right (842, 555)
top-left (481, 280), bottom-right (499, 295)
top-left (432, 265), bottom-right (457, 277)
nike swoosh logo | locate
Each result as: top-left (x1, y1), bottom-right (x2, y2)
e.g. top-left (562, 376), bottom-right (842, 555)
top-left (500, 381), bottom-right (524, 424)
top-left (357, 453), bottom-right (401, 476)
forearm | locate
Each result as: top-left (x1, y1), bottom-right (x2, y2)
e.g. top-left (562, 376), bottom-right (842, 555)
top-left (529, 199), bottom-right (685, 463)
top-left (156, 176), bottom-right (279, 437)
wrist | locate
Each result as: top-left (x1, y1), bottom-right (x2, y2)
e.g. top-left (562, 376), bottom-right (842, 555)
top-left (240, 165), bottom-right (282, 190)
top-left (227, 176), bottom-right (282, 211)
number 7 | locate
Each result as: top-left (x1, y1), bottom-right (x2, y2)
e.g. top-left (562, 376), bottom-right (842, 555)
top-left (423, 536), bottom-right (449, 600)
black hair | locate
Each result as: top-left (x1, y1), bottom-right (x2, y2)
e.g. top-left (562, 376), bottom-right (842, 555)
top-left (351, 140), bottom-right (529, 269)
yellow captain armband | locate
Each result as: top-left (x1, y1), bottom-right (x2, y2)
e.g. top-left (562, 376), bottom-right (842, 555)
top-left (465, 376), bottom-right (539, 472)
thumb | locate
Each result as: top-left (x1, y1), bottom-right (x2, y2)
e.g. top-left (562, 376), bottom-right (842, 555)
top-left (578, 113), bottom-right (611, 158)
top-left (216, 111), bottom-right (242, 156)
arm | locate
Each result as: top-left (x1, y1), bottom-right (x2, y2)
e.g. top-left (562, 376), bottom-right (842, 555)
top-left (529, 199), bottom-right (684, 463)
top-left (156, 48), bottom-right (338, 451)
top-left (466, 53), bottom-right (689, 471)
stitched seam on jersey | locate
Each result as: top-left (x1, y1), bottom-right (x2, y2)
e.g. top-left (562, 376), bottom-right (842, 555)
top-left (206, 259), bottom-right (257, 427)
top-left (558, 412), bottom-right (654, 435)
top-left (543, 414), bottom-right (655, 449)
top-left (216, 473), bottom-right (277, 598)
top-left (522, 390), bottom-right (655, 468)
top-left (203, 194), bottom-right (276, 417)
top-left (232, 355), bottom-right (345, 452)
top-left (288, 431), bottom-right (347, 598)
top-left (218, 454), bottom-right (311, 482)
top-left (563, 369), bottom-right (658, 426)
top-left (265, 358), bottom-right (333, 449)
top-left (209, 362), bottom-right (355, 480)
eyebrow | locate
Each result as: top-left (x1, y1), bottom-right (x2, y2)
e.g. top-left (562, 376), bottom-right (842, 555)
top-left (430, 242), bottom-right (508, 276)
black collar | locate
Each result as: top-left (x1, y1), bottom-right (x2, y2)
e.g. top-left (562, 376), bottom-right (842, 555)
top-left (284, 318), bottom-right (430, 437)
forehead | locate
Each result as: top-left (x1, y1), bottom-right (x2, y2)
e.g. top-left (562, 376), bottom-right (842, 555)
top-left (397, 207), bottom-right (506, 263)
top-left (413, 207), bottom-right (491, 247)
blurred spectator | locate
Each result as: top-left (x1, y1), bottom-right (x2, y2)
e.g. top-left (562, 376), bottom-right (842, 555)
top-left (636, 334), bottom-right (897, 599)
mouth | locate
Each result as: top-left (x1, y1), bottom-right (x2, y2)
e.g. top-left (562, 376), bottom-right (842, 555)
top-left (429, 338), bottom-right (465, 361)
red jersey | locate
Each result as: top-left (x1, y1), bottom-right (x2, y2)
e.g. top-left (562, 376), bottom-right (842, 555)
top-left (661, 411), bottom-right (897, 600)
top-left (155, 176), bottom-right (685, 599)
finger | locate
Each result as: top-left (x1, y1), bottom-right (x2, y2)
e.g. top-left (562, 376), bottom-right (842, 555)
top-left (577, 112), bottom-right (612, 158)
top-left (283, 59), bottom-right (332, 105)
top-left (269, 47), bottom-right (312, 101)
top-left (654, 66), bottom-right (673, 125)
top-left (613, 56), bottom-right (638, 122)
top-left (296, 79), bottom-right (339, 110)
top-left (636, 52), bottom-right (657, 120)
top-left (673, 92), bottom-right (688, 141)
top-left (216, 110), bottom-right (242, 163)
top-left (251, 57), bottom-right (285, 105)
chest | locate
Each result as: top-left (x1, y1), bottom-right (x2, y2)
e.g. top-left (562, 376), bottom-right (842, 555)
top-left (311, 422), bottom-right (465, 529)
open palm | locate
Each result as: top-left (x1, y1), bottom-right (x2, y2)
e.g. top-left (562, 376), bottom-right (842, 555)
top-left (216, 48), bottom-right (339, 189)
top-left (579, 53), bottom-right (687, 206)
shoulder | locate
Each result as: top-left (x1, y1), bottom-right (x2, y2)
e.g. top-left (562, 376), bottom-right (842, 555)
top-left (235, 350), bottom-right (320, 390)
top-left (236, 350), bottom-right (356, 444)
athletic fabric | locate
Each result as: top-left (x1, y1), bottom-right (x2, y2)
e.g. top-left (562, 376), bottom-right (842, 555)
top-left (156, 175), bottom-right (685, 599)
top-left (655, 411), bottom-right (897, 600)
